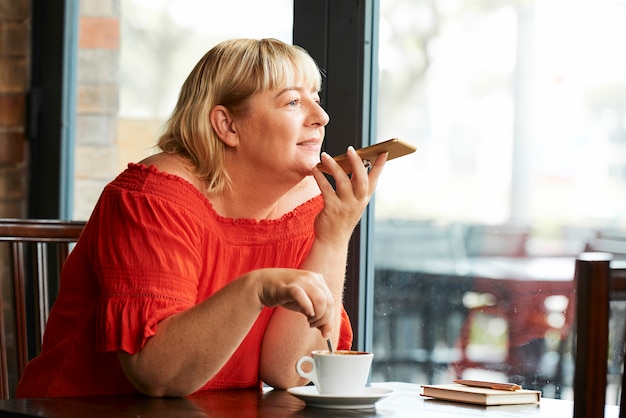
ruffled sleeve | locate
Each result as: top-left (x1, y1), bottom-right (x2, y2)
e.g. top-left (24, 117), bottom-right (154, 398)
top-left (89, 167), bottom-right (208, 354)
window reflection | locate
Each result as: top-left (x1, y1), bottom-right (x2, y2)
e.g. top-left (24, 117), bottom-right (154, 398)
top-left (372, 0), bottom-right (626, 402)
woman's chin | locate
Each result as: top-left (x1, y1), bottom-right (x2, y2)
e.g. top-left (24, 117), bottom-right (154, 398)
top-left (305, 161), bottom-right (322, 175)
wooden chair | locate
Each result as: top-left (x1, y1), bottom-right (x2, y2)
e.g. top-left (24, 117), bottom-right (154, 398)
top-left (0, 218), bottom-right (85, 399)
top-left (574, 252), bottom-right (626, 418)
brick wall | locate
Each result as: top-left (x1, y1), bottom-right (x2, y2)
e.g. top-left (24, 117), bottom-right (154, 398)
top-left (0, 0), bottom-right (30, 218)
top-left (0, 0), bottom-right (30, 398)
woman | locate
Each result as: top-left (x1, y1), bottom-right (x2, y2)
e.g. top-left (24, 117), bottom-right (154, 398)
top-left (16, 38), bottom-right (386, 398)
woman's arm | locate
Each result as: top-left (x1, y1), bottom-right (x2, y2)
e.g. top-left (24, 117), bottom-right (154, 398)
top-left (259, 147), bottom-right (387, 389)
top-left (118, 267), bottom-right (335, 397)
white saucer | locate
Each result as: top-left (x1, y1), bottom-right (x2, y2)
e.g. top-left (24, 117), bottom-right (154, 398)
top-left (286, 386), bottom-right (394, 409)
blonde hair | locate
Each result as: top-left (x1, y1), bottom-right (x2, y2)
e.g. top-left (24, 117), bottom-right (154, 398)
top-left (158, 38), bottom-right (323, 194)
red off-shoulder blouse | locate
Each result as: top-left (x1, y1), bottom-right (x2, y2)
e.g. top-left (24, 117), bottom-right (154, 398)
top-left (16, 164), bottom-right (352, 397)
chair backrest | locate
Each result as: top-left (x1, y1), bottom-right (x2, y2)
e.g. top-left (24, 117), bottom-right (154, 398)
top-left (0, 218), bottom-right (85, 399)
top-left (573, 252), bottom-right (626, 418)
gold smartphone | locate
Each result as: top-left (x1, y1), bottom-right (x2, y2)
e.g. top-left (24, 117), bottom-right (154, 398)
top-left (317, 138), bottom-right (416, 174)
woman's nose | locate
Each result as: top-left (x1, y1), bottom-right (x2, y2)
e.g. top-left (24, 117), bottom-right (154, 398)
top-left (311, 103), bottom-right (330, 127)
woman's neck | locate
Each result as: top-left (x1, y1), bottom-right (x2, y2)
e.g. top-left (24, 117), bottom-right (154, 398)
top-left (207, 176), bottom-right (319, 221)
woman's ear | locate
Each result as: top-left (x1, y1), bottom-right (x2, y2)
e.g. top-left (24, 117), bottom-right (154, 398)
top-left (210, 105), bottom-right (238, 147)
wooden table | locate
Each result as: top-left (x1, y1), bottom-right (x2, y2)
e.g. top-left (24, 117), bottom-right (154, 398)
top-left (0, 382), bottom-right (619, 417)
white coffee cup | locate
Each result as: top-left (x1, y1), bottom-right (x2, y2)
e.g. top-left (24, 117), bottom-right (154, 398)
top-left (295, 350), bottom-right (373, 396)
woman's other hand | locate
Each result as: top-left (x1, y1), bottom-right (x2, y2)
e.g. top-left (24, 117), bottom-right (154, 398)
top-left (255, 268), bottom-right (334, 338)
top-left (312, 146), bottom-right (387, 245)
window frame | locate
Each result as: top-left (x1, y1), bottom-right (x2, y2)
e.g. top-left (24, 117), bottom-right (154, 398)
top-left (29, 0), bottom-right (78, 219)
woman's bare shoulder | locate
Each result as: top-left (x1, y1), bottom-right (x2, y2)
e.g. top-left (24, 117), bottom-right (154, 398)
top-left (138, 153), bottom-right (200, 187)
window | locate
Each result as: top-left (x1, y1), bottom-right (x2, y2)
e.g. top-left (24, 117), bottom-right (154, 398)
top-left (370, 0), bottom-right (626, 402)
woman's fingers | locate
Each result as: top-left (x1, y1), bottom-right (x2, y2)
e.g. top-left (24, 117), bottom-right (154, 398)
top-left (315, 146), bottom-right (388, 199)
top-left (312, 320), bottom-right (333, 339)
top-left (258, 269), bottom-right (334, 332)
top-left (312, 147), bottom-right (388, 242)
top-left (363, 151), bottom-right (388, 194)
top-left (284, 286), bottom-right (315, 317)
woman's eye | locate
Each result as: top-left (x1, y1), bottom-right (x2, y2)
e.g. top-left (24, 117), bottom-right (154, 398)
top-left (288, 99), bottom-right (300, 106)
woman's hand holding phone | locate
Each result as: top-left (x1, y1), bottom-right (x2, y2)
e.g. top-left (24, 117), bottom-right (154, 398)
top-left (316, 138), bottom-right (416, 175)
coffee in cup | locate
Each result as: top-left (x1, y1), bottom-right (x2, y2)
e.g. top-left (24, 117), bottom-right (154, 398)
top-left (295, 350), bottom-right (373, 396)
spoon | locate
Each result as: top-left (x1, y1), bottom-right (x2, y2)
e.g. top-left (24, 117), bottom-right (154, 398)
top-left (326, 337), bottom-right (334, 354)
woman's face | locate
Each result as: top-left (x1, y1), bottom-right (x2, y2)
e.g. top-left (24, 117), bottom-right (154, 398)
top-left (230, 82), bottom-right (330, 178)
